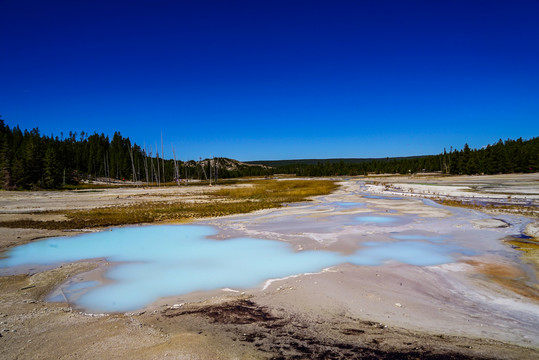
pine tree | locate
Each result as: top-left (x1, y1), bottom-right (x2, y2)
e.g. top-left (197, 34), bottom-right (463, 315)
top-left (43, 145), bottom-right (62, 188)
top-left (0, 118), bottom-right (13, 189)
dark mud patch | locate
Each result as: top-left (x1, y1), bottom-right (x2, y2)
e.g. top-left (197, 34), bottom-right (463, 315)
top-left (163, 299), bottom-right (280, 325)
top-left (157, 298), bottom-right (535, 360)
top-left (511, 233), bottom-right (534, 240)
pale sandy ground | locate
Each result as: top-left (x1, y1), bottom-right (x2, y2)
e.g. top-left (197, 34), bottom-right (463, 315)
top-left (0, 184), bottom-right (216, 213)
top-left (360, 173), bottom-right (539, 235)
top-left (0, 184), bottom-right (232, 250)
top-left (362, 172), bottom-right (539, 205)
top-left (1, 175), bottom-right (539, 359)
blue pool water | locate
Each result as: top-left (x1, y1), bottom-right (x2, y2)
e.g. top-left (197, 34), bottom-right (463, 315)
top-left (0, 224), bottom-right (470, 312)
top-left (364, 195), bottom-right (403, 200)
top-left (48, 281), bottom-right (101, 303)
top-left (351, 241), bottom-right (454, 266)
top-left (66, 280), bottom-right (100, 291)
top-left (355, 215), bottom-right (397, 224)
top-left (334, 202), bottom-right (365, 207)
top-left (391, 234), bottom-right (446, 242)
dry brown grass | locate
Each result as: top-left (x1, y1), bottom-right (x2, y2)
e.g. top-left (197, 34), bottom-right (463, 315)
top-left (465, 259), bottom-right (539, 298)
top-left (213, 179), bottom-right (338, 202)
top-left (434, 198), bottom-right (538, 218)
top-left (0, 180), bottom-right (338, 230)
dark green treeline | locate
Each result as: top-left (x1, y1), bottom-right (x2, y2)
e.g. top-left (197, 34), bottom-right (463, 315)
top-left (0, 120), bottom-right (270, 190)
top-left (274, 137), bottom-right (538, 176)
top-left (0, 118), bottom-right (537, 190)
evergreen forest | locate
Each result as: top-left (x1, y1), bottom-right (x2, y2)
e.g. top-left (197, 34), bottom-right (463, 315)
top-left (0, 118), bottom-right (537, 190)
top-left (271, 137), bottom-right (538, 177)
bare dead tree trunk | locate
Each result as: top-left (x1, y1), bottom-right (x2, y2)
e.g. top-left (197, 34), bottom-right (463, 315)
top-left (149, 146), bottom-right (156, 186)
top-left (214, 158), bottom-right (219, 185)
top-left (137, 157), bottom-right (140, 184)
top-left (209, 157), bottom-right (212, 186)
top-left (155, 143), bottom-right (161, 186)
top-left (199, 157), bottom-right (208, 181)
top-left (161, 133), bottom-right (165, 185)
top-left (172, 145), bottom-right (180, 185)
top-left (128, 142), bottom-right (137, 183)
top-left (143, 144), bottom-right (149, 184)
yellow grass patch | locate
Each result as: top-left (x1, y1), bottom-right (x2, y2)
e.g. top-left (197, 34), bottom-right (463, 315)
top-left (0, 180), bottom-right (338, 230)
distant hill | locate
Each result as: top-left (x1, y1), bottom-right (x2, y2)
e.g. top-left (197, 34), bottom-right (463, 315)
top-left (198, 157), bottom-right (272, 171)
top-left (246, 156), bottom-right (425, 167)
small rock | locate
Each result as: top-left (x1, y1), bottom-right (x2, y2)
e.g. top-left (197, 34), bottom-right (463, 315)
top-left (170, 303), bottom-right (184, 309)
top-left (525, 222), bottom-right (539, 238)
top-left (471, 219), bottom-right (510, 229)
top-left (395, 303), bottom-right (402, 307)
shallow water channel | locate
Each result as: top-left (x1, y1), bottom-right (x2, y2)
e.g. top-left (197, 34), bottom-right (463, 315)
top-left (0, 181), bottom-right (531, 313)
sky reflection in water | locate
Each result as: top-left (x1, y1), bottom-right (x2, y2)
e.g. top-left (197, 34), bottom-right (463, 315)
top-left (355, 215), bottom-right (398, 223)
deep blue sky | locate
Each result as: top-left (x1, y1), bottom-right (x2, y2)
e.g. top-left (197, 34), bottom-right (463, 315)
top-left (1, 1), bottom-right (538, 161)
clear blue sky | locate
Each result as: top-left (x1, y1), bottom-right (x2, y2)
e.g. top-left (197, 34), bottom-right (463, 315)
top-left (1, 0), bottom-right (538, 161)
